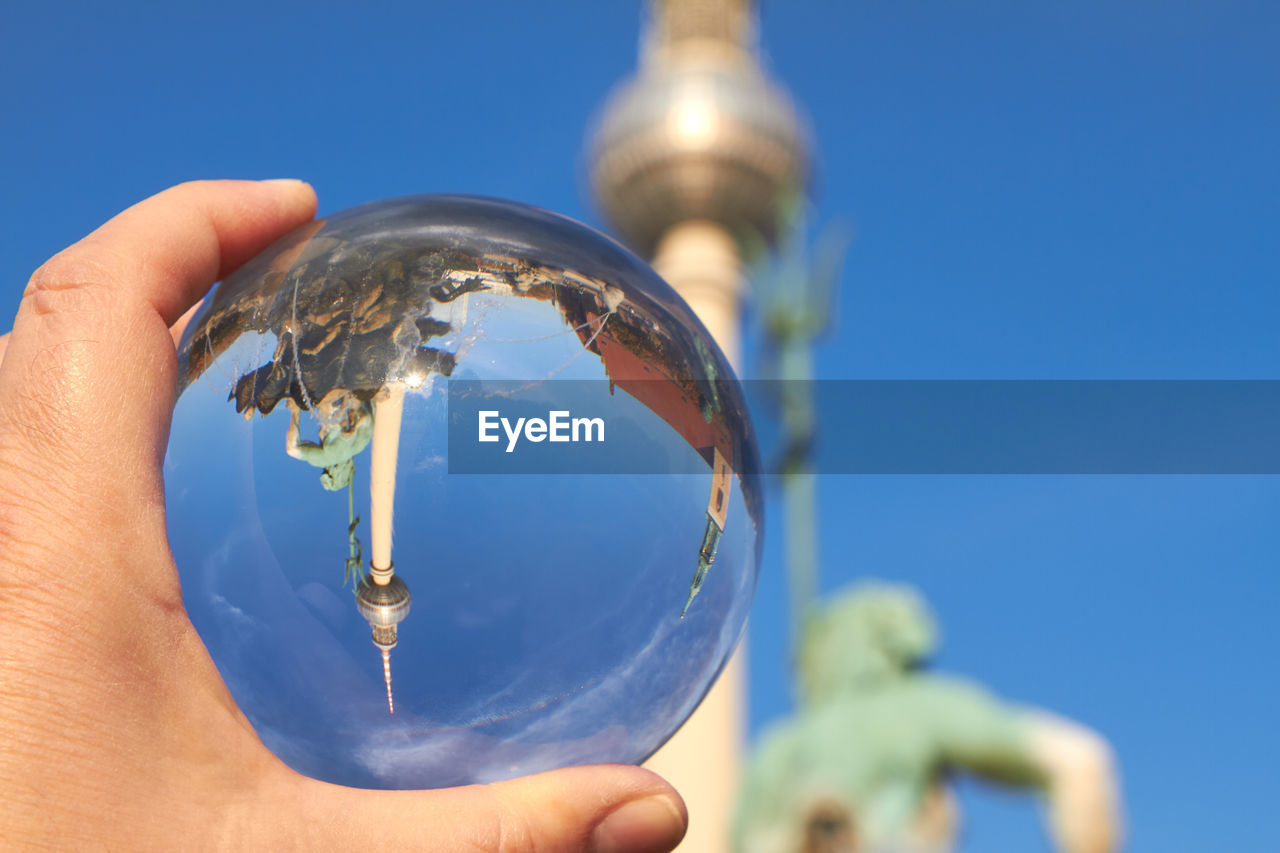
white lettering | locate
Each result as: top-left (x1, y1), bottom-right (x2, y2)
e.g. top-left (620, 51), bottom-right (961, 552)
top-left (573, 417), bottom-right (605, 442)
top-left (478, 411), bottom-right (500, 442)
top-left (549, 410), bottom-right (570, 442)
top-left (502, 417), bottom-right (526, 453)
top-left (482, 410), bottom-right (603, 452)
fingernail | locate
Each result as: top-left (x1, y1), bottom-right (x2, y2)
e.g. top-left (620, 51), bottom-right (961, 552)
top-left (591, 794), bottom-right (686, 853)
top-left (261, 178), bottom-right (309, 188)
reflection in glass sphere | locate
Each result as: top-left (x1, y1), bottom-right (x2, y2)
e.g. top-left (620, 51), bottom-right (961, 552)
top-left (166, 196), bottom-right (761, 789)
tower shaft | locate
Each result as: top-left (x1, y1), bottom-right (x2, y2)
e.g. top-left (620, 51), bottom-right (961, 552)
top-left (370, 382), bottom-right (407, 572)
top-left (646, 0), bottom-right (753, 68)
top-left (651, 220), bottom-right (745, 364)
top-left (587, 3), bottom-right (810, 849)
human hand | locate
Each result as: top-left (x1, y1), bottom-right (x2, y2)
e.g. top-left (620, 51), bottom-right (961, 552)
top-left (0, 181), bottom-right (687, 852)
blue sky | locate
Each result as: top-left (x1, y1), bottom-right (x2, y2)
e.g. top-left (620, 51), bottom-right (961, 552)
top-left (3, 1), bottom-right (1277, 849)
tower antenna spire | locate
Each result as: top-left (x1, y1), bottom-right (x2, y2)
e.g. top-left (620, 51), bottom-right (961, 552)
top-left (381, 646), bottom-right (395, 714)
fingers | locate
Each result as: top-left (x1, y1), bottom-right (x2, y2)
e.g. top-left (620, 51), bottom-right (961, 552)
top-left (280, 765), bottom-right (687, 853)
top-left (23, 179), bottom-right (316, 328)
top-left (0, 180), bottom-right (316, 552)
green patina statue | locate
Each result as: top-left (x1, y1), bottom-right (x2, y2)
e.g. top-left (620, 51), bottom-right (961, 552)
top-left (733, 583), bottom-right (1121, 853)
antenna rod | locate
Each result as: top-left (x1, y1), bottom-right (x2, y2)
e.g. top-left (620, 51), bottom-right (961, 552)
top-left (381, 646), bottom-right (395, 714)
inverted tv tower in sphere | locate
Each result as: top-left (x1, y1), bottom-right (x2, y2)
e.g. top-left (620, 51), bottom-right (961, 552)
top-left (586, 2), bottom-right (809, 850)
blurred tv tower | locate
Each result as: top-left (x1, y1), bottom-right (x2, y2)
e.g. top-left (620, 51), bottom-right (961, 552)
top-left (586, 1), bottom-right (811, 850)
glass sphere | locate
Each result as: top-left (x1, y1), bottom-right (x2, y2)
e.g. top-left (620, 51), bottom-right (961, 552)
top-left (166, 196), bottom-right (762, 789)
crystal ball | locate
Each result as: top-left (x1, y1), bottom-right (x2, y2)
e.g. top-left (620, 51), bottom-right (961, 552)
top-left (165, 196), bottom-right (762, 789)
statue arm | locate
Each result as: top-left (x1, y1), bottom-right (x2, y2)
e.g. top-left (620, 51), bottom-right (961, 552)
top-left (932, 679), bottom-right (1043, 784)
top-left (284, 402), bottom-right (311, 460)
top-left (932, 681), bottom-right (1121, 853)
top-left (285, 410), bottom-right (331, 465)
top-left (285, 403), bottom-right (373, 469)
top-left (1023, 711), bottom-right (1123, 853)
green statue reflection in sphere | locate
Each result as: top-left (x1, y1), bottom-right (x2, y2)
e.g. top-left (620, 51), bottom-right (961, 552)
top-left (165, 196), bottom-right (762, 789)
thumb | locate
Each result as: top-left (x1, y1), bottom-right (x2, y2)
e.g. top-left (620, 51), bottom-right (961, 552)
top-left (276, 765), bottom-right (687, 853)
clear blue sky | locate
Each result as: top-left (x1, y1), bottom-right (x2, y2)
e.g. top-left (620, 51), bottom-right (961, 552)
top-left (3, 2), bottom-right (1276, 849)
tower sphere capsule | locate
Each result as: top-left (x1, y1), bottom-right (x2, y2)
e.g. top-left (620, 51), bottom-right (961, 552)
top-left (356, 573), bottom-right (412, 640)
top-left (586, 55), bottom-right (810, 257)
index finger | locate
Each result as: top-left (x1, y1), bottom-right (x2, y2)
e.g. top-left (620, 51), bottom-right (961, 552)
top-left (0, 180), bottom-right (317, 541)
